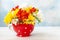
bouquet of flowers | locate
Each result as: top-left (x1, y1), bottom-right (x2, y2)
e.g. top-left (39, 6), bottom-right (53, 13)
top-left (4, 5), bottom-right (42, 37)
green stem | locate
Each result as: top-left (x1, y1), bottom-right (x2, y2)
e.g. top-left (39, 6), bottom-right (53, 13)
top-left (32, 13), bottom-right (41, 23)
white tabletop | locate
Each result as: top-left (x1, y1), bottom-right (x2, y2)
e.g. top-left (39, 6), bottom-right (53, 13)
top-left (0, 26), bottom-right (60, 40)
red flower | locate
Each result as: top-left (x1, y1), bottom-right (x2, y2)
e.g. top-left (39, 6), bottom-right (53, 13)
top-left (30, 7), bottom-right (36, 13)
top-left (11, 8), bottom-right (15, 11)
top-left (16, 8), bottom-right (29, 20)
top-left (15, 5), bottom-right (19, 9)
top-left (11, 5), bottom-right (19, 11)
top-left (16, 8), bottom-right (23, 18)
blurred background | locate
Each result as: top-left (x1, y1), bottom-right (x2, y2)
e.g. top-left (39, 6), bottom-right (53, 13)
top-left (0, 0), bottom-right (60, 27)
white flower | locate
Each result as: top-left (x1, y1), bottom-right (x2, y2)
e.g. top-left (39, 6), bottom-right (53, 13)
top-left (12, 19), bottom-right (18, 25)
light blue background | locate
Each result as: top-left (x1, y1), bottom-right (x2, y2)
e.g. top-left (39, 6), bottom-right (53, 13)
top-left (0, 0), bottom-right (60, 27)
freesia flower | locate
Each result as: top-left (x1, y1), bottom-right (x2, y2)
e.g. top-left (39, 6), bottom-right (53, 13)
top-left (4, 5), bottom-right (41, 25)
top-left (4, 11), bottom-right (13, 24)
top-left (28, 14), bottom-right (35, 21)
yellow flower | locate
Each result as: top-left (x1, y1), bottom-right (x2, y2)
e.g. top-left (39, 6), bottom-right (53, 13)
top-left (23, 19), bottom-right (34, 25)
top-left (12, 8), bottom-right (19, 17)
top-left (4, 11), bottom-right (13, 24)
top-left (28, 14), bottom-right (35, 21)
top-left (4, 8), bottom-right (19, 24)
top-left (23, 19), bottom-right (35, 25)
top-left (23, 6), bottom-right (32, 12)
top-left (31, 21), bottom-right (35, 25)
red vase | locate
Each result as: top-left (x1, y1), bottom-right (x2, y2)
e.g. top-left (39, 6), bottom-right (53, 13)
top-left (12, 24), bottom-right (34, 37)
